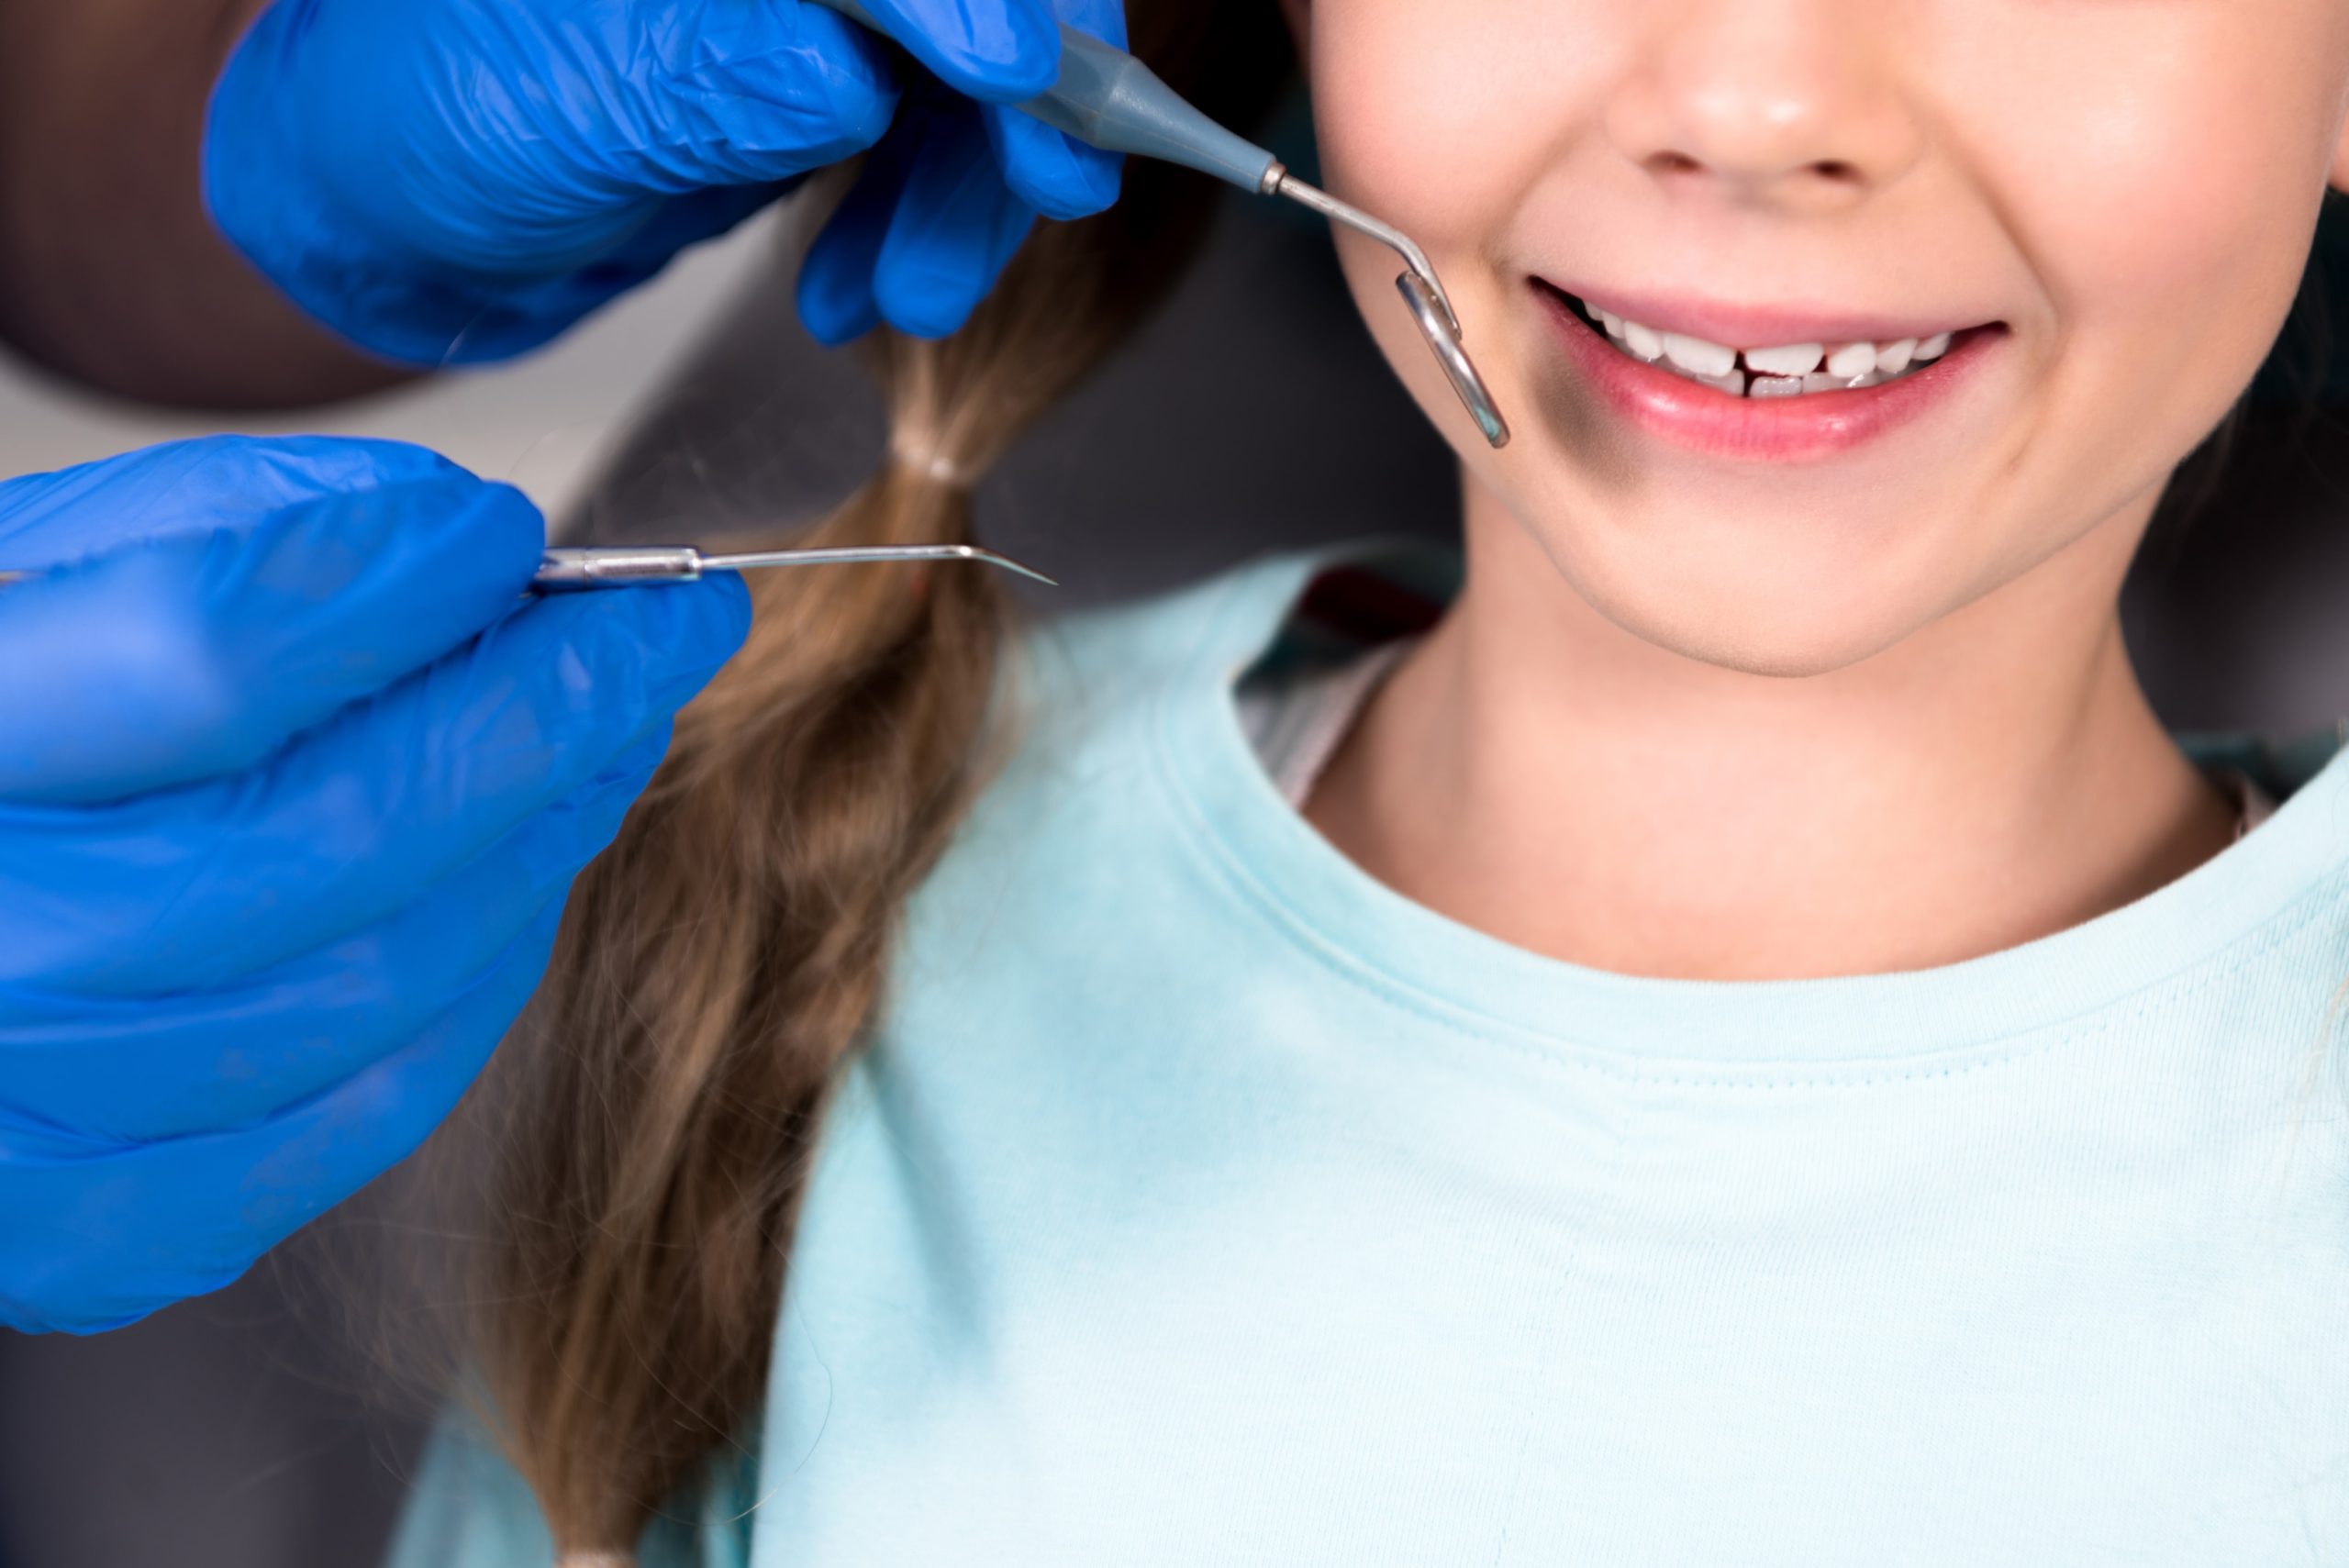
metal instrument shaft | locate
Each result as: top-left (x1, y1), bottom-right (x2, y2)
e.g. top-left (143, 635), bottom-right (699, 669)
top-left (529, 543), bottom-right (1055, 590)
top-left (813, 0), bottom-right (1509, 447)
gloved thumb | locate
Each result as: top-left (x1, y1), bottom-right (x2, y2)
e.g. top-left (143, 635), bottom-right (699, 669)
top-left (851, 0), bottom-right (1063, 104)
top-left (0, 452), bottom-right (543, 805)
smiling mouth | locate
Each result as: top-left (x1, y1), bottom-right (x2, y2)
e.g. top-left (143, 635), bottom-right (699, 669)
top-left (1533, 280), bottom-right (2002, 400)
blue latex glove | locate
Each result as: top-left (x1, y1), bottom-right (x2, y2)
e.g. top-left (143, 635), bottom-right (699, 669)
top-left (202, 0), bottom-right (1126, 365)
top-left (0, 435), bottom-right (749, 1333)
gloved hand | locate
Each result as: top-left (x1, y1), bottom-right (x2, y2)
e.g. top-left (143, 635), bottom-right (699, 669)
top-left (201, 0), bottom-right (1125, 365)
top-left (0, 435), bottom-right (748, 1333)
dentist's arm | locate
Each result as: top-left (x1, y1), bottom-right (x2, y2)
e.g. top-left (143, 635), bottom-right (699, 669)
top-left (0, 0), bottom-right (1125, 409)
top-left (0, 0), bottom-right (398, 406)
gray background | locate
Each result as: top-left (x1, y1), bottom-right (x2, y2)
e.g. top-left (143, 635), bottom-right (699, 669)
top-left (6, 154), bottom-right (2349, 1568)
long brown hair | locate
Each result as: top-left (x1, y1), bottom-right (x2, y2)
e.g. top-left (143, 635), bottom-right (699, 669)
top-left (462, 7), bottom-right (1294, 1556)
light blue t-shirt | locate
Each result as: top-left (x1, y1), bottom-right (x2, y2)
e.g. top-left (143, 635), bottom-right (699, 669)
top-left (391, 539), bottom-right (2349, 1567)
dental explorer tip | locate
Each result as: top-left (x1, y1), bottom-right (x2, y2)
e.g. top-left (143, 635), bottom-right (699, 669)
top-left (962, 545), bottom-right (1058, 586)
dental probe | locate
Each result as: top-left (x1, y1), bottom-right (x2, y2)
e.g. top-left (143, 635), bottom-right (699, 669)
top-left (0, 543), bottom-right (1057, 595)
top-left (812, 0), bottom-right (1511, 448)
top-left (527, 542), bottom-right (1055, 589)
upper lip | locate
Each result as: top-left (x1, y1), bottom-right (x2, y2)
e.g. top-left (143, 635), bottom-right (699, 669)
top-left (1539, 278), bottom-right (1997, 350)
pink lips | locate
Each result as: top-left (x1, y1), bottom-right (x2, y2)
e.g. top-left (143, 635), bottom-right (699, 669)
top-left (1531, 281), bottom-right (2005, 464)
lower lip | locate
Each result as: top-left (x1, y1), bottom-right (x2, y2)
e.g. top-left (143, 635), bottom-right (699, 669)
top-left (1532, 282), bottom-right (2004, 464)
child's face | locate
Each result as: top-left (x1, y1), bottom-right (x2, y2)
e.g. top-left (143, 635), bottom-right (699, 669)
top-left (1288, 0), bottom-right (2349, 674)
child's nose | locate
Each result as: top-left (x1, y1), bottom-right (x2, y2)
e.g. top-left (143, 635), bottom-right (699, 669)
top-left (1602, 0), bottom-right (1924, 215)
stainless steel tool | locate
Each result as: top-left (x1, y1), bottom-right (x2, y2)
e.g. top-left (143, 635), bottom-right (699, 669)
top-left (816, 0), bottom-right (1510, 448)
top-left (527, 542), bottom-right (1054, 589)
top-left (0, 542), bottom-right (1055, 595)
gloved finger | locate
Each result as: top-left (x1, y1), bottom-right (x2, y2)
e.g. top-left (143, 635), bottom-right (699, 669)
top-left (0, 725), bottom-right (665, 1143)
top-left (0, 442), bottom-right (543, 805)
top-left (872, 94), bottom-right (1039, 339)
top-left (359, 180), bottom-right (805, 368)
top-left (798, 72), bottom-right (1052, 344)
top-left (0, 434), bottom-right (515, 569)
top-left (796, 101), bottom-right (930, 345)
top-left (611, 0), bottom-right (901, 193)
top-left (0, 573), bottom-right (749, 998)
top-left (978, 0), bottom-right (1127, 220)
top-left (981, 102), bottom-right (1122, 221)
top-left (0, 910), bottom-right (558, 1334)
top-left (595, 182), bottom-right (801, 277)
top-left (851, 0), bottom-right (1062, 104)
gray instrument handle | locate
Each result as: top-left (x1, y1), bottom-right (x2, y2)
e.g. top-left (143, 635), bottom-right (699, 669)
top-left (810, 0), bottom-right (1279, 193)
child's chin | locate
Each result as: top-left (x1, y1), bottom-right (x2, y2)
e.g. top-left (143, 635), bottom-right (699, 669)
top-left (1582, 572), bottom-right (1931, 680)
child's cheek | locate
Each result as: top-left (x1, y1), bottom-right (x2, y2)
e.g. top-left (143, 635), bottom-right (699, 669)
top-left (1934, 5), bottom-right (2339, 429)
top-left (1306, 0), bottom-right (1574, 260)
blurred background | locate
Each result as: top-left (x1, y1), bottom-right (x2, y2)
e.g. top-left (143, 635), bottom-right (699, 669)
top-left (6, 91), bottom-right (2349, 1567)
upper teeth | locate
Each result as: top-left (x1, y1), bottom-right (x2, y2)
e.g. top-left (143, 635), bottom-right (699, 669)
top-left (1591, 304), bottom-right (1954, 396)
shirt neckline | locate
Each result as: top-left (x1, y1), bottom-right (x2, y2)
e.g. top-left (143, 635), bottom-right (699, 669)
top-left (1249, 634), bottom-right (2277, 840)
top-left (1149, 539), bottom-right (2349, 1067)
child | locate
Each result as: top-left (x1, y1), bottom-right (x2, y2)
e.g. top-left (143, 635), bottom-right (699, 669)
top-left (394, 0), bottom-right (2349, 1562)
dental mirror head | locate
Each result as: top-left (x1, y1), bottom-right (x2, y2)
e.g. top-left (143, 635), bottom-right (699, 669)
top-left (1263, 166), bottom-right (1511, 449)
